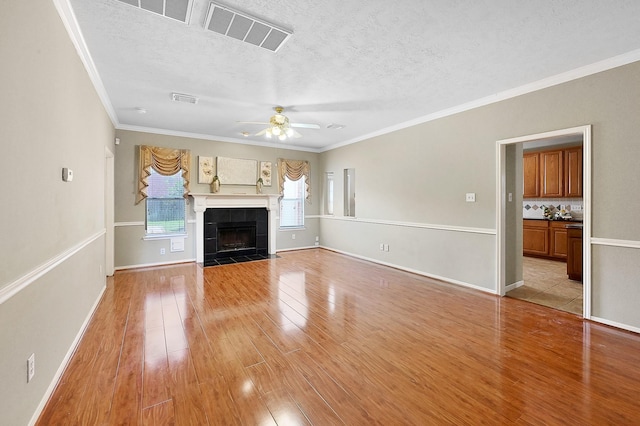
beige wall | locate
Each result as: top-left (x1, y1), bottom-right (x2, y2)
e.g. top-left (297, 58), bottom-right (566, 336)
top-left (113, 130), bottom-right (321, 268)
top-left (0, 1), bottom-right (114, 424)
top-left (319, 61), bottom-right (640, 329)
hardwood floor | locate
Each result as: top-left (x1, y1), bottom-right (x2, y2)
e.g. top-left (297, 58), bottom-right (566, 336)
top-left (37, 249), bottom-right (640, 425)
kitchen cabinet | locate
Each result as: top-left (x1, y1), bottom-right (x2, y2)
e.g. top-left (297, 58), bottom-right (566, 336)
top-left (550, 221), bottom-right (568, 259)
top-left (523, 146), bottom-right (582, 198)
top-left (523, 152), bottom-right (540, 198)
top-left (523, 220), bottom-right (549, 257)
top-left (564, 146), bottom-right (583, 197)
top-left (540, 150), bottom-right (564, 197)
top-left (523, 219), bottom-right (569, 260)
top-left (567, 226), bottom-right (583, 281)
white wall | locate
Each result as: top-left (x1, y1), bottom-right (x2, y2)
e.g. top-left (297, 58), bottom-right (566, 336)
top-left (0, 1), bottom-right (114, 424)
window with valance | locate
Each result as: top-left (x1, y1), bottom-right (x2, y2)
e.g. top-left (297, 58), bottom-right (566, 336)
top-left (136, 145), bottom-right (191, 236)
top-left (278, 159), bottom-right (310, 229)
top-left (136, 145), bottom-right (191, 204)
top-left (277, 158), bottom-right (311, 201)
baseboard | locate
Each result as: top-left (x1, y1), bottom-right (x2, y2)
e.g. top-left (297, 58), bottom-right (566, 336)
top-left (318, 246), bottom-right (496, 294)
top-left (29, 283), bottom-right (107, 426)
top-left (276, 245), bottom-right (318, 253)
top-left (505, 280), bottom-right (524, 292)
top-left (115, 258), bottom-right (196, 271)
top-left (590, 316), bottom-right (640, 335)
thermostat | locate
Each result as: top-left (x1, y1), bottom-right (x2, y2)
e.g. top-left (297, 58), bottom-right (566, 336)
top-left (62, 168), bottom-right (74, 182)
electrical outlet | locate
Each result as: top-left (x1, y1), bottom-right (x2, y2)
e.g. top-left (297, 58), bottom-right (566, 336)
top-left (291, 234), bottom-right (296, 240)
top-left (508, 193), bottom-right (513, 202)
top-left (160, 248), bottom-right (166, 255)
top-left (27, 353), bottom-right (35, 383)
top-left (571, 205), bottom-right (583, 212)
top-left (384, 244), bottom-right (390, 252)
top-left (380, 243), bottom-right (384, 251)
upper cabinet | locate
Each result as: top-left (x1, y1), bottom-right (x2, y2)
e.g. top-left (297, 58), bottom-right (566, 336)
top-left (540, 150), bottom-right (564, 197)
top-left (564, 146), bottom-right (583, 197)
top-left (523, 152), bottom-right (540, 198)
top-left (523, 146), bottom-right (582, 198)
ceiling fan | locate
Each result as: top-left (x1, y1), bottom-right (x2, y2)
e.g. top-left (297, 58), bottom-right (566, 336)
top-left (238, 106), bottom-right (320, 141)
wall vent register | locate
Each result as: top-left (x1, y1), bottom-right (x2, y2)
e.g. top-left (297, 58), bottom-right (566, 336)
top-left (204, 2), bottom-right (292, 52)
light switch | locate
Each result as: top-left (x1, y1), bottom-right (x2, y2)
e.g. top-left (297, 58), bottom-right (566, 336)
top-left (465, 193), bottom-right (476, 202)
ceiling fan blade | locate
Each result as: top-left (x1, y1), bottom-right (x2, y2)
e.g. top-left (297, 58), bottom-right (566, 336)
top-left (237, 121), bottom-right (269, 125)
top-left (255, 128), bottom-right (269, 136)
top-left (291, 122), bottom-right (320, 129)
top-left (290, 128), bottom-right (303, 138)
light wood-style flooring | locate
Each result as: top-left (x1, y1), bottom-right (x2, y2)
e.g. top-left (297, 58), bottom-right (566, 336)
top-left (38, 249), bottom-right (640, 425)
top-left (507, 257), bottom-right (583, 315)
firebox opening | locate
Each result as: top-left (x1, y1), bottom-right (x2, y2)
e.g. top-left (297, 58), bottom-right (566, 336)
top-left (217, 221), bottom-right (257, 253)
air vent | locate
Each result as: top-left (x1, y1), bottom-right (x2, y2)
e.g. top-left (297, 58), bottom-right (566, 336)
top-left (171, 93), bottom-right (199, 104)
top-left (204, 2), bottom-right (292, 52)
top-left (116, 0), bottom-right (194, 24)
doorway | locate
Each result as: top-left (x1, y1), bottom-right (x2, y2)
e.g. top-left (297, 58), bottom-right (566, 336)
top-left (496, 126), bottom-right (591, 319)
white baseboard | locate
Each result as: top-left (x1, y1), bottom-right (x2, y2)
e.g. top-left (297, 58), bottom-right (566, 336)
top-left (505, 280), bottom-right (524, 292)
top-left (590, 316), bottom-right (640, 335)
top-left (115, 258), bottom-right (197, 271)
top-left (29, 283), bottom-right (107, 426)
top-left (318, 246), bottom-right (496, 294)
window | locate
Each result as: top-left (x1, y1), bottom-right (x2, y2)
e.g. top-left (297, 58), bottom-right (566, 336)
top-left (145, 168), bottom-right (186, 235)
top-left (344, 168), bottom-right (355, 217)
top-left (325, 172), bottom-right (334, 215)
top-left (280, 176), bottom-right (305, 228)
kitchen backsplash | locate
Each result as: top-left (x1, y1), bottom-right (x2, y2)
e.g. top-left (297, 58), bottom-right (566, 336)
top-left (523, 199), bottom-right (584, 220)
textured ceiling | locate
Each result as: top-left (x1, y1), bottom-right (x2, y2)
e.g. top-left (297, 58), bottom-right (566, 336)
top-left (68, 0), bottom-right (640, 151)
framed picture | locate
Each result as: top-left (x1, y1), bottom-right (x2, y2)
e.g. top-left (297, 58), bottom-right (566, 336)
top-left (198, 156), bottom-right (214, 183)
top-left (260, 161), bottom-right (272, 186)
top-left (216, 156), bottom-right (258, 185)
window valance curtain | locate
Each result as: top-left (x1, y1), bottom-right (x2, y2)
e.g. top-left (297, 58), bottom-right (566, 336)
top-left (136, 145), bottom-right (191, 205)
top-left (278, 158), bottom-right (311, 201)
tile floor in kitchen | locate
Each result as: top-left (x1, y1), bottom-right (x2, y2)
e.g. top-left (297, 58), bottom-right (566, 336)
top-left (506, 256), bottom-right (583, 315)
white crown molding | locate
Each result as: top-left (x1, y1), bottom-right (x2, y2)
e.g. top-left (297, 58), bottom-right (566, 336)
top-left (52, 0), bottom-right (118, 126)
top-left (322, 49), bottom-right (640, 152)
top-left (116, 124), bottom-right (322, 153)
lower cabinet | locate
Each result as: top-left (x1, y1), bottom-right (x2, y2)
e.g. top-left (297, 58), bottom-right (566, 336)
top-left (523, 220), bottom-right (569, 261)
top-left (549, 222), bottom-right (568, 259)
top-left (567, 227), bottom-right (583, 281)
top-left (523, 220), bottom-right (549, 256)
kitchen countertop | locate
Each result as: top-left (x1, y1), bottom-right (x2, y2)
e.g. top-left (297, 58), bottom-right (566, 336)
top-left (523, 218), bottom-right (583, 223)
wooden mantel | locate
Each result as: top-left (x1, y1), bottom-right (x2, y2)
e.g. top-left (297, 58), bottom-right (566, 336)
top-left (188, 193), bottom-right (280, 263)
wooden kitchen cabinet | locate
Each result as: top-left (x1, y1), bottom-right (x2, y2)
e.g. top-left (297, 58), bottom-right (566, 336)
top-left (523, 152), bottom-right (540, 198)
top-left (523, 219), bottom-right (569, 260)
top-left (523, 146), bottom-right (582, 198)
top-left (550, 221), bottom-right (568, 259)
top-left (540, 150), bottom-right (564, 197)
top-left (567, 226), bottom-right (583, 281)
top-left (523, 220), bottom-right (549, 256)
top-left (564, 146), bottom-right (583, 197)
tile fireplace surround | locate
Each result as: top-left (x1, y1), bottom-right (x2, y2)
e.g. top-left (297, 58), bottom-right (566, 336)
top-left (189, 193), bottom-right (280, 264)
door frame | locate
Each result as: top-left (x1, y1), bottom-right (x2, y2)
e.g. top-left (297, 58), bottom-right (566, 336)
top-left (105, 146), bottom-right (115, 276)
top-left (496, 125), bottom-right (591, 319)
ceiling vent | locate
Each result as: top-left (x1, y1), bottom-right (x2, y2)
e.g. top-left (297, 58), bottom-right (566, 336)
top-left (204, 2), bottom-right (292, 52)
top-left (116, 0), bottom-right (194, 24)
top-left (171, 92), bottom-right (199, 104)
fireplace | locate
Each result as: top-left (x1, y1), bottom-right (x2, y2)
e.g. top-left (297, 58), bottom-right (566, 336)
top-left (189, 193), bottom-right (279, 265)
top-left (203, 207), bottom-right (268, 266)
